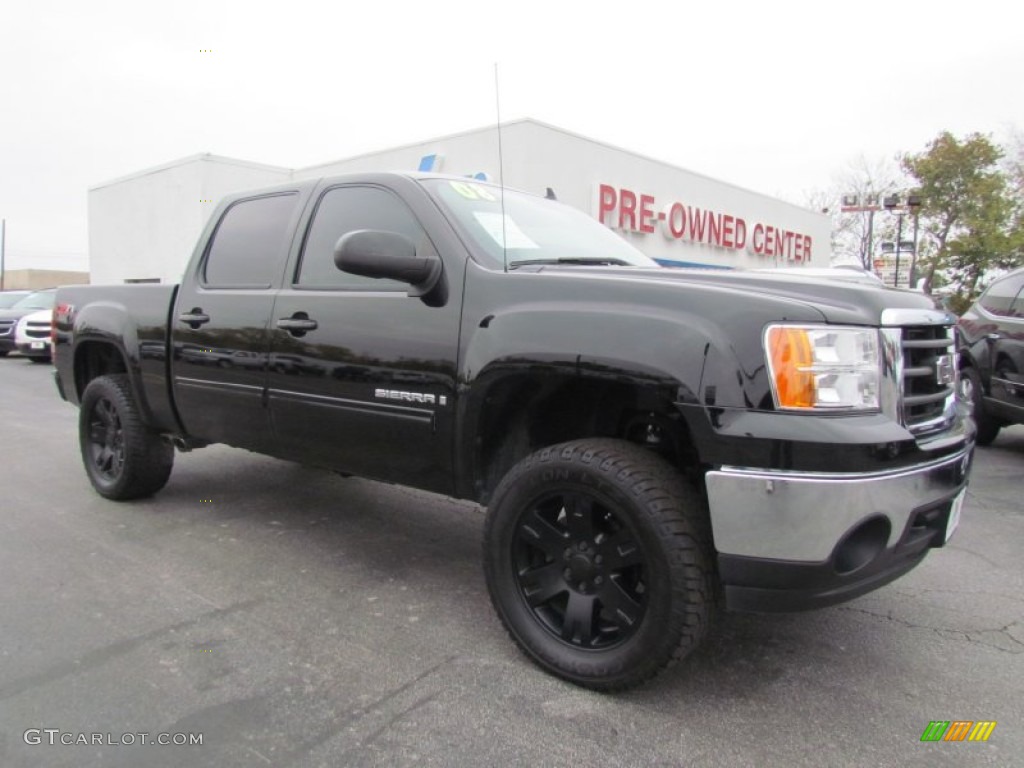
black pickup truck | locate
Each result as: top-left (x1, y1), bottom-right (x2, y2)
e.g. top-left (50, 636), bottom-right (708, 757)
top-left (54, 173), bottom-right (974, 690)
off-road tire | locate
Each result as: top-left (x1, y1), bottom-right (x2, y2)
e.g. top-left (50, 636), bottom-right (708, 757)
top-left (79, 374), bottom-right (174, 500)
top-left (483, 439), bottom-right (714, 691)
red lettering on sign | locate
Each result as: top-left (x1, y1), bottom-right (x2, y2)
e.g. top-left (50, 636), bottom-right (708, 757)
top-left (775, 229), bottom-right (787, 259)
top-left (598, 184), bottom-right (617, 226)
top-left (721, 215), bottom-right (735, 248)
top-left (619, 189), bottom-right (637, 231)
top-left (596, 184), bottom-right (811, 261)
top-left (752, 223), bottom-right (765, 255)
top-left (707, 212), bottom-right (721, 246)
top-left (667, 203), bottom-right (686, 238)
top-left (687, 207), bottom-right (707, 242)
top-left (639, 194), bottom-right (656, 233)
top-left (734, 218), bottom-right (747, 249)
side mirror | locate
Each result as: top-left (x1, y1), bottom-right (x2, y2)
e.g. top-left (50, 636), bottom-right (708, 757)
top-left (334, 230), bottom-right (443, 300)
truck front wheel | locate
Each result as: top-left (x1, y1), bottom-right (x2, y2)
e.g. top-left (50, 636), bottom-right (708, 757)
top-left (79, 374), bottom-right (174, 500)
top-left (483, 439), bottom-right (714, 690)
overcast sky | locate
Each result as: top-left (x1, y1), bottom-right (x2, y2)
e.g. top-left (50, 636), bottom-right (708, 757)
top-left (2, 0), bottom-right (1021, 273)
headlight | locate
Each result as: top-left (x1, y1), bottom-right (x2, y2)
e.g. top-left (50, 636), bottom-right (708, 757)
top-left (765, 325), bottom-right (880, 410)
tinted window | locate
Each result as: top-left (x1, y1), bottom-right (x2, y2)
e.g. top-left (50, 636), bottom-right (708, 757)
top-left (203, 194), bottom-right (298, 287)
top-left (980, 273), bottom-right (1024, 317)
top-left (296, 186), bottom-right (423, 290)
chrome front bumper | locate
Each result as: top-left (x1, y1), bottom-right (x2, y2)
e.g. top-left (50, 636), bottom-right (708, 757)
top-left (705, 445), bottom-right (973, 563)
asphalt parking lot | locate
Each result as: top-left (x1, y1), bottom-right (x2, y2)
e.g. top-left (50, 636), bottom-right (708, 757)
top-left (0, 355), bottom-right (1021, 768)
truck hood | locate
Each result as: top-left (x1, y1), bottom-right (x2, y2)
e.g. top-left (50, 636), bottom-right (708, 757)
top-left (521, 265), bottom-right (945, 326)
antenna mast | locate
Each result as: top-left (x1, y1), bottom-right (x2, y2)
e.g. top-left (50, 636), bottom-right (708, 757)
top-left (494, 63), bottom-right (508, 273)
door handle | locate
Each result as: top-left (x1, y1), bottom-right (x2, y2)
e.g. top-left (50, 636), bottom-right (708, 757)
top-left (178, 309), bottom-right (210, 328)
top-left (276, 314), bottom-right (318, 335)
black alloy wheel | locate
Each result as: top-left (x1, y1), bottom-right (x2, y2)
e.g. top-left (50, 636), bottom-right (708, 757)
top-left (512, 489), bottom-right (649, 650)
top-left (484, 439), bottom-right (714, 691)
top-left (79, 374), bottom-right (174, 500)
top-left (86, 394), bottom-right (127, 483)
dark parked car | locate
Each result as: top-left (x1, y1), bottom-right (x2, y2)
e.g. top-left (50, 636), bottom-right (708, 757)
top-left (0, 289), bottom-right (55, 356)
top-left (958, 268), bottom-right (1024, 444)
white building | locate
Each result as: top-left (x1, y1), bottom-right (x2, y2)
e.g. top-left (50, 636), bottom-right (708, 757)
top-left (88, 119), bottom-right (830, 284)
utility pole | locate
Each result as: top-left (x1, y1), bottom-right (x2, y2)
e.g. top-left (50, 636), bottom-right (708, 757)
top-left (892, 209), bottom-right (905, 288)
top-left (907, 195), bottom-right (922, 290)
top-left (883, 195), bottom-right (923, 289)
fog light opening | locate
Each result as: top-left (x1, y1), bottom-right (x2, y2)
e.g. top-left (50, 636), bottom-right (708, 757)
top-left (833, 516), bottom-right (891, 575)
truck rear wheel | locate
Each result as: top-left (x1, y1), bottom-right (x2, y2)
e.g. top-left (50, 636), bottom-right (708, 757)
top-left (79, 374), bottom-right (174, 500)
top-left (483, 439), bottom-right (714, 690)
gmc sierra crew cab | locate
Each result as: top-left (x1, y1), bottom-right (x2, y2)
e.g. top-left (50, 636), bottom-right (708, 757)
top-left (53, 173), bottom-right (975, 690)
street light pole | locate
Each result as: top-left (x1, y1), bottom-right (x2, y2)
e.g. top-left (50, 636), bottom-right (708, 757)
top-left (1, 219), bottom-right (5, 291)
top-left (883, 195), bottom-right (905, 287)
top-left (893, 212), bottom-right (905, 288)
top-left (865, 209), bottom-right (875, 270)
top-left (907, 195), bottom-right (922, 290)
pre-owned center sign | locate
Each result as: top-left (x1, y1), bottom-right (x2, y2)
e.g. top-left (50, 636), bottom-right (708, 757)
top-left (596, 184), bottom-right (813, 262)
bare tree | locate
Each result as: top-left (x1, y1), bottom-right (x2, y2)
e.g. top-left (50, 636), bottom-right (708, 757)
top-left (806, 155), bottom-right (901, 268)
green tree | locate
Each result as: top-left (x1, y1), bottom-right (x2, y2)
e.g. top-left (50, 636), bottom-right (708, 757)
top-left (902, 132), bottom-right (1021, 307)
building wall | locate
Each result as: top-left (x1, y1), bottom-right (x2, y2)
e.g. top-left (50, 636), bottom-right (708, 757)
top-left (296, 120), bottom-right (830, 269)
top-left (88, 155), bottom-right (290, 285)
top-left (88, 121), bottom-right (830, 283)
top-left (1, 269), bottom-right (90, 290)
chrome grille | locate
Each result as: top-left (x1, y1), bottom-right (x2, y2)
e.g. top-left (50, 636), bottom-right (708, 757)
top-left (900, 325), bottom-right (955, 429)
top-left (879, 308), bottom-right (959, 438)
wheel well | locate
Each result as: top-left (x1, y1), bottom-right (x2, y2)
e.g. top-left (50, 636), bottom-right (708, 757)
top-left (74, 341), bottom-right (129, 399)
top-left (994, 351), bottom-right (1017, 374)
top-left (474, 374), bottom-right (700, 502)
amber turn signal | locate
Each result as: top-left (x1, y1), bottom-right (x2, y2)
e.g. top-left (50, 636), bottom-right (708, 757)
top-left (767, 326), bottom-right (815, 408)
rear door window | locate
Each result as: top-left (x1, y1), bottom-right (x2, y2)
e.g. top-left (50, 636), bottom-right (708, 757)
top-left (203, 193), bottom-right (299, 288)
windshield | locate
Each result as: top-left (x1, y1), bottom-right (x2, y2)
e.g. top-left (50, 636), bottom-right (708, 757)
top-left (0, 292), bottom-right (29, 308)
top-left (422, 179), bottom-right (658, 269)
top-left (12, 290), bottom-right (56, 310)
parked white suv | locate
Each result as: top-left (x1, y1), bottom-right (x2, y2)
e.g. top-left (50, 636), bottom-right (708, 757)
top-left (15, 309), bottom-right (53, 363)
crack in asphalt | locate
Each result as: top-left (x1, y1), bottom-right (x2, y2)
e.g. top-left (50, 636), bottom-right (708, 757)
top-left (0, 598), bottom-right (267, 701)
top-left (892, 586), bottom-right (1024, 605)
top-left (837, 606), bottom-right (1024, 653)
top-left (945, 543), bottom-right (1008, 570)
top-left (277, 654), bottom-right (458, 767)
